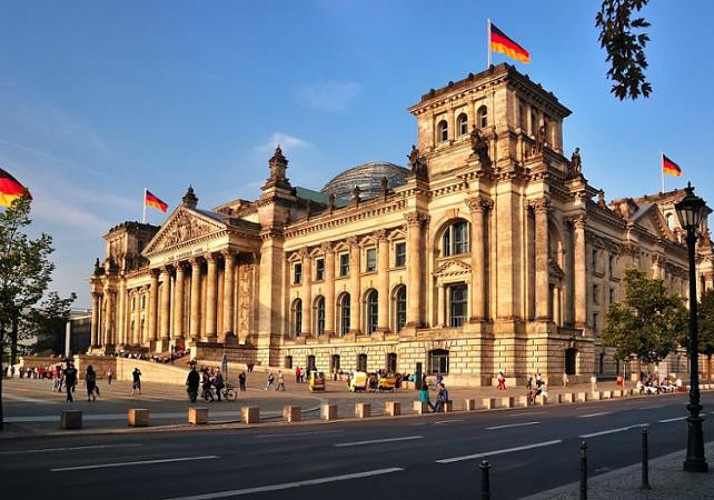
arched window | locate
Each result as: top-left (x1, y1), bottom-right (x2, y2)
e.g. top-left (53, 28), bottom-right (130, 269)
top-left (292, 298), bottom-right (303, 337)
top-left (666, 213), bottom-right (674, 230)
top-left (394, 285), bottom-right (407, 332)
top-left (340, 293), bottom-right (351, 336)
top-left (442, 219), bottom-right (470, 256)
top-left (366, 290), bottom-right (378, 334)
top-left (437, 120), bottom-right (449, 142)
top-left (315, 296), bottom-right (325, 336)
top-left (477, 105), bottom-right (488, 128)
top-left (457, 113), bottom-right (469, 136)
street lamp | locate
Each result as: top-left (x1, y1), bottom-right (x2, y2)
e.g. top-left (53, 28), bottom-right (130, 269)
top-left (674, 182), bottom-right (711, 473)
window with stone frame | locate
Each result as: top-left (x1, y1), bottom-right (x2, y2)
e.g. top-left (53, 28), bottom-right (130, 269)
top-left (339, 253), bottom-right (350, 277)
top-left (340, 293), bottom-right (351, 335)
top-left (477, 105), bottom-right (488, 128)
top-left (593, 284), bottom-right (599, 304)
top-left (366, 290), bottom-right (378, 333)
top-left (293, 262), bottom-right (303, 284)
top-left (315, 258), bottom-right (325, 281)
top-left (316, 296), bottom-right (325, 335)
top-left (365, 248), bottom-right (377, 272)
top-left (457, 113), bottom-right (469, 136)
top-left (442, 219), bottom-right (470, 257)
top-left (293, 298), bottom-right (303, 336)
top-left (394, 241), bottom-right (406, 267)
top-left (449, 284), bottom-right (467, 327)
top-left (395, 285), bottom-right (407, 332)
top-left (437, 120), bottom-right (449, 142)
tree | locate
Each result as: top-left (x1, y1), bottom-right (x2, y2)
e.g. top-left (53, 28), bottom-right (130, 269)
top-left (684, 288), bottom-right (714, 382)
top-left (0, 197), bottom-right (76, 430)
top-left (596, 0), bottom-right (652, 100)
top-left (603, 268), bottom-right (687, 367)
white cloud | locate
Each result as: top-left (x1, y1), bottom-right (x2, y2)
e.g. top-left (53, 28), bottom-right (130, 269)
top-left (255, 132), bottom-right (310, 153)
top-left (295, 81), bottom-right (361, 113)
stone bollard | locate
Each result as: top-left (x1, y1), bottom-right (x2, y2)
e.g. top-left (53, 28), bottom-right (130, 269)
top-left (413, 401), bottom-right (429, 414)
top-left (482, 398), bottom-right (497, 410)
top-left (536, 395), bottom-right (548, 405)
top-left (322, 404), bottom-right (338, 420)
top-left (128, 408), bottom-right (149, 427)
top-left (555, 394), bottom-right (564, 404)
top-left (517, 395), bottom-right (529, 407)
top-left (443, 401), bottom-right (454, 413)
top-left (592, 391), bottom-right (603, 401)
top-left (355, 403), bottom-right (371, 418)
top-left (188, 407), bottom-right (209, 425)
top-left (241, 406), bottom-right (260, 424)
top-left (604, 390), bottom-right (613, 399)
top-left (564, 393), bottom-right (576, 403)
top-left (283, 405), bottom-right (301, 423)
top-left (577, 392), bottom-right (588, 402)
top-left (500, 396), bottom-right (514, 408)
top-left (60, 410), bottom-right (82, 430)
top-left (465, 399), bottom-right (478, 411)
top-left (385, 401), bottom-right (401, 416)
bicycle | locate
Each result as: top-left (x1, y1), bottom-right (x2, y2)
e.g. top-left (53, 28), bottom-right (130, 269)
top-left (203, 383), bottom-right (238, 401)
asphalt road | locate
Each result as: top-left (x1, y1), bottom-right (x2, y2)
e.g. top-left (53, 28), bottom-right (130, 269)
top-left (1, 391), bottom-right (712, 499)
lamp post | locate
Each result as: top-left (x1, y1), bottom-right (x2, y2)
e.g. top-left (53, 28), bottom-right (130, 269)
top-left (674, 182), bottom-right (710, 473)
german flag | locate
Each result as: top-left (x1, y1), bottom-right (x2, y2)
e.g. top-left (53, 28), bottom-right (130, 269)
top-left (662, 154), bottom-right (682, 177)
top-left (0, 167), bottom-right (32, 208)
top-left (145, 189), bottom-right (168, 212)
top-left (490, 23), bottom-right (530, 64)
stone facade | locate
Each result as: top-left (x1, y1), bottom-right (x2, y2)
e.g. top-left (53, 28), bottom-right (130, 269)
top-left (89, 63), bottom-right (714, 386)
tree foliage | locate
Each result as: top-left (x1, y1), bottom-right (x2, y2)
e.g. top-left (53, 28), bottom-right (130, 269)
top-left (695, 289), bottom-right (714, 357)
top-left (596, 0), bottom-right (652, 100)
top-left (603, 268), bottom-right (687, 364)
top-left (0, 197), bottom-right (75, 364)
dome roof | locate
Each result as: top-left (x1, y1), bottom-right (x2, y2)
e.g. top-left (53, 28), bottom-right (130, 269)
top-left (321, 161), bottom-right (409, 201)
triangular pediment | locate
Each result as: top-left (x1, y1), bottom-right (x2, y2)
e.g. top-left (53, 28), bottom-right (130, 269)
top-left (433, 258), bottom-right (472, 277)
top-left (143, 207), bottom-right (228, 255)
top-left (635, 205), bottom-right (671, 240)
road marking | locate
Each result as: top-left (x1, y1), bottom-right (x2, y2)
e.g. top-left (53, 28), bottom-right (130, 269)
top-left (162, 467), bottom-right (405, 500)
top-left (578, 423), bottom-right (649, 438)
top-left (435, 419), bottom-right (463, 425)
top-left (578, 411), bottom-right (611, 419)
top-left (255, 430), bottom-right (343, 439)
top-left (50, 455), bottom-right (218, 472)
top-left (436, 439), bottom-right (562, 464)
top-left (0, 443), bottom-right (142, 455)
top-left (486, 421), bottom-right (540, 430)
top-left (334, 436), bottom-right (424, 448)
top-left (658, 416), bottom-right (688, 423)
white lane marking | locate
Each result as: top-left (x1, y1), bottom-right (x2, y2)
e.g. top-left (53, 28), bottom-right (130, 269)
top-left (3, 394), bottom-right (59, 404)
top-left (578, 411), bottom-right (611, 419)
top-left (50, 455), bottom-right (218, 472)
top-left (436, 439), bottom-right (562, 464)
top-left (486, 421), bottom-right (540, 430)
top-left (435, 419), bottom-right (463, 425)
top-left (334, 436), bottom-right (423, 448)
top-left (579, 423), bottom-right (649, 438)
top-left (659, 416), bottom-right (688, 423)
top-left (162, 467), bottom-right (405, 500)
top-left (255, 430), bottom-right (344, 439)
top-left (0, 443), bottom-right (142, 455)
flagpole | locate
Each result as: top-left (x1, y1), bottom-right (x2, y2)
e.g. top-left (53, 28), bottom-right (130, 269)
top-left (660, 152), bottom-right (665, 193)
top-left (142, 187), bottom-right (147, 224)
top-left (487, 18), bottom-right (492, 68)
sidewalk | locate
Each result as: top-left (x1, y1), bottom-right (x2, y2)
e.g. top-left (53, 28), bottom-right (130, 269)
top-left (522, 441), bottom-right (714, 499)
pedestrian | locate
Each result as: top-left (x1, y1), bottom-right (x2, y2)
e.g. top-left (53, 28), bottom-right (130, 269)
top-left (85, 365), bottom-right (98, 402)
top-left (295, 366), bottom-right (301, 383)
top-left (239, 371), bottom-right (247, 391)
top-left (419, 384), bottom-right (434, 412)
top-left (276, 370), bottom-right (286, 391)
top-left (497, 371), bottom-right (506, 390)
top-left (131, 367), bottom-right (142, 395)
top-left (214, 371), bottom-right (225, 401)
top-left (63, 362), bottom-right (78, 403)
top-left (265, 372), bottom-right (276, 390)
top-left (107, 369), bottom-right (113, 385)
top-left (433, 383), bottom-right (449, 412)
top-left (562, 371), bottom-right (569, 387)
top-left (202, 370), bottom-right (214, 402)
top-left (186, 365), bottom-right (200, 402)
top-left (590, 373), bottom-right (598, 393)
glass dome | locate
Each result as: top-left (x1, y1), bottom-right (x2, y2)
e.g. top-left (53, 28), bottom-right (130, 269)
top-left (321, 161), bottom-right (409, 201)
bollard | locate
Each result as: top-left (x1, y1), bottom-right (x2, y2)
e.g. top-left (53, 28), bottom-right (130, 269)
top-left (480, 459), bottom-right (491, 500)
top-left (580, 441), bottom-right (588, 500)
top-left (128, 408), bottom-right (149, 427)
top-left (60, 410), bottom-right (82, 430)
top-left (188, 407), bottom-right (209, 425)
top-left (385, 401), bottom-right (401, 416)
top-left (641, 429), bottom-right (651, 489)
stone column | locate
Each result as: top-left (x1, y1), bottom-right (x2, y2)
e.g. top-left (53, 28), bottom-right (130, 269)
top-left (436, 279), bottom-right (445, 327)
top-left (377, 230), bottom-right (390, 331)
top-left (116, 280), bottom-right (127, 346)
top-left (90, 292), bottom-right (100, 346)
top-left (221, 251), bottom-right (235, 341)
top-left (300, 248), bottom-right (312, 336)
top-left (467, 196), bottom-right (488, 321)
top-left (133, 289), bottom-right (141, 345)
top-left (573, 215), bottom-right (587, 328)
top-left (532, 197), bottom-right (551, 321)
top-left (205, 253), bottom-right (218, 341)
top-left (189, 258), bottom-right (201, 340)
top-left (148, 270), bottom-right (159, 343)
top-left (174, 263), bottom-right (185, 342)
top-left (323, 243), bottom-right (335, 336)
top-left (348, 237), bottom-right (361, 334)
top-left (159, 267), bottom-right (171, 347)
top-left (103, 288), bottom-right (114, 346)
top-left (405, 212), bottom-right (425, 327)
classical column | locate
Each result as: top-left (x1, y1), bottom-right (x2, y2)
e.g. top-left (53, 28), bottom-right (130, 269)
top-left (174, 263), bottom-right (185, 341)
top-left (405, 212), bottom-right (425, 327)
top-left (189, 258), bottom-right (201, 340)
top-left (222, 251), bottom-right (235, 341)
top-left (103, 288), bottom-right (114, 346)
top-left (205, 253), bottom-right (218, 341)
top-left (148, 270), bottom-right (159, 343)
top-left (573, 215), bottom-right (588, 328)
top-left (532, 197), bottom-right (551, 321)
top-left (467, 196), bottom-right (488, 321)
top-left (376, 230), bottom-right (390, 331)
top-left (436, 279), bottom-right (445, 327)
top-left (323, 243), bottom-right (336, 336)
top-left (300, 248), bottom-right (312, 336)
top-left (348, 237), bottom-right (361, 334)
top-left (90, 292), bottom-right (100, 346)
top-left (159, 267), bottom-right (171, 345)
top-left (133, 289), bottom-right (141, 345)
top-left (116, 280), bottom-right (127, 346)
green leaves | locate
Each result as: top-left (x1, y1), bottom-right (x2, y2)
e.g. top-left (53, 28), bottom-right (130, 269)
top-left (596, 0), bottom-right (652, 100)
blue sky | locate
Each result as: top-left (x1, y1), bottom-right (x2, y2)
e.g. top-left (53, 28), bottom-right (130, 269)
top-left (1, 1), bottom-right (712, 308)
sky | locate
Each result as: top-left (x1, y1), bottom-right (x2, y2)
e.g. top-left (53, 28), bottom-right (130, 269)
top-left (1, 1), bottom-right (713, 309)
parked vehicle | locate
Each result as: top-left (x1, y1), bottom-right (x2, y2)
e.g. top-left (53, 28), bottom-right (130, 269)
top-left (349, 370), bottom-right (368, 392)
top-left (309, 370), bottom-right (326, 392)
top-left (378, 372), bottom-right (397, 392)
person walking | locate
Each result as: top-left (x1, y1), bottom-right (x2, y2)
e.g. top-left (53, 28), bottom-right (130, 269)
top-left (107, 369), bottom-right (113, 385)
top-left (131, 367), bottom-right (142, 396)
top-left (497, 371), bottom-right (506, 390)
top-left (590, 373), bottom-right (598, 393)
top-left (433, 383), bottom-right (449, 412)
top-left (238, 371), bottom-right (247, 391)
top-left (201, 370), bottom-right (214, 402)
top-left (214, 371), bottom-right (225, 402)
top-left (419, 384), bottom-right (434, 412)
top-left (295, 366), bottom-right (301, 383)
top-left (275, 370), bottom-right (286, 391)
top-left (63, 362), bottom-right (78, 403)
top-left (562, 371), bottom-right (569, 387)
top-left (265, 372), bottom-right (276, 390)
top-left (186, 365), bottom-right (200, 402)
top-left (85, 365), bottom-right (98, 402)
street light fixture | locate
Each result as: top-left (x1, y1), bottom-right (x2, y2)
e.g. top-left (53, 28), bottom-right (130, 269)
top-left (674, 182), bottom-right (711, 473)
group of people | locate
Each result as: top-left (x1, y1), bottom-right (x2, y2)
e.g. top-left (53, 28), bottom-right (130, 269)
top-left (418, 381), bottom-right (450, 412)
top-left (636, 373), bottom-right (684, 395)
top-left (265, 371), bottom-right (286, 391)
top-left (526, 372), bottom-right (548, 403)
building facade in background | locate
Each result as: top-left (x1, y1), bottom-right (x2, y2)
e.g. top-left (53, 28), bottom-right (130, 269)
top-left (89, 64), bottom-right (714, 384)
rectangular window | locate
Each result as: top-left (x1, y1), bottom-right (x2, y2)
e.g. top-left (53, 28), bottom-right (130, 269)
top-left (593, 284), bottom-right (599, 304)
top-left (453, 223), bottom-right (469, 254)
top-left (339, 253), bottom-right (350, 277)
top-left (395, 242), bottom-right (406, 267)
top-left (591, 249), bottom-right (598, 270)
top-left (365, 248), bottom-right (377, 272)
top-left (608, 255), bottom-right (614, 275)
top-left (315, 258), bottom-right (325, 281)
top-left (593, 312), bottom-right (599, 332)
top-left (293, 263), bottom-right (302, 284)
top-left (449, 284), bottom-right (468, 327)
top-left (609, 288), bottom-right (615, 304)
